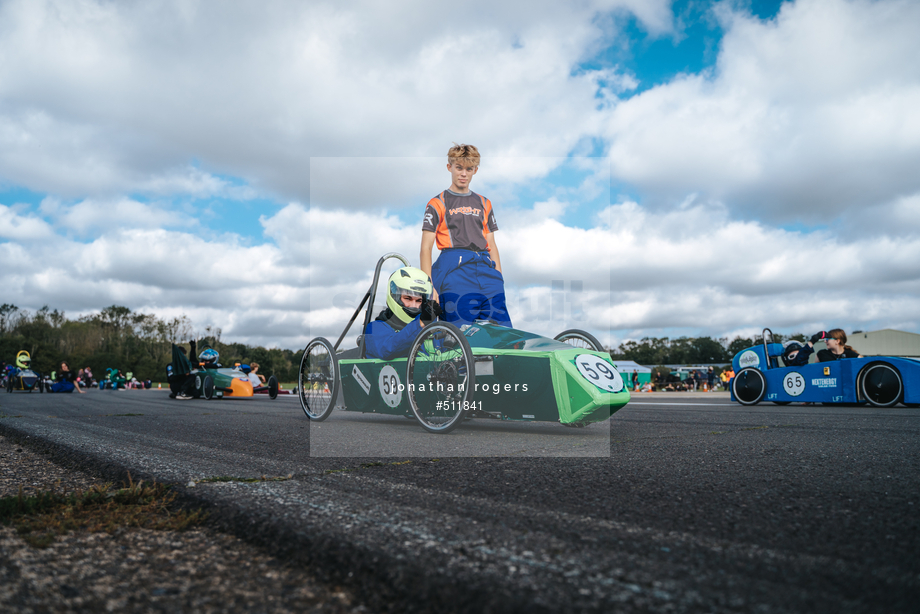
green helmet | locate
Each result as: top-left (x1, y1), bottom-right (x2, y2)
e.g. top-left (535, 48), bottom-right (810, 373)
top-left (386, 266), bottom-right (432, 323)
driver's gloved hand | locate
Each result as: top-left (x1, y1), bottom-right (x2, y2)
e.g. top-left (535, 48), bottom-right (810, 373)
top-left (420, 298), bottom-right (442, 323)
top-left (810, 331), bottom-right (828, 344)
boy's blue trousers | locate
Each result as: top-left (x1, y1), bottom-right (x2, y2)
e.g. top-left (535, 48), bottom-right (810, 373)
top-left (431, 249), bottom-right (512, 328)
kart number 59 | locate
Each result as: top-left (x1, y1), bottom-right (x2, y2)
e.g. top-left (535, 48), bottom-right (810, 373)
top-left (575, 355), bottom-right (624, 393)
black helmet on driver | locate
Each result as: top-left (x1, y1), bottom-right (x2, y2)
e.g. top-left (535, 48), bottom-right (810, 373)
top-left (782, 340), bottom-right (803, 364)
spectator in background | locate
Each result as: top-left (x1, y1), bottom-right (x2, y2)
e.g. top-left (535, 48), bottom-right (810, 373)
top-left (782, 331), bottom-right (862, 366)
top-left (818, 329), bottom-right (862, 362)
top-left (723, 366), bottom-right (735, 389)
top-left (48, 361), bottom-right (84, 394)
top-left (631, 369), bottom-right (639, 392)
top-left (248, 362), bottom-right (267, 388)
top-left (719, 368), bottom-right (730, 390)
top-left (707, 367), bottom-right (715, 391)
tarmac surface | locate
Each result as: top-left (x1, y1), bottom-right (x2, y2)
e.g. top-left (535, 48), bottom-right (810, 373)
top-left (1, 388), bottom-right (918, 613)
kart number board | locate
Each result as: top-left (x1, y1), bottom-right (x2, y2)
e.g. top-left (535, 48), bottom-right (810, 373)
top-left (783, 372), bottom-right (805, 396)
top-left (575, 355), bottom-right (624, 393)
top-left (378, 365), bottom-right (402, 408)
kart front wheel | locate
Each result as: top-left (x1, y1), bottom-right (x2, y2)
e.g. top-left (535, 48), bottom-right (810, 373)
top-left (201, 375), bottom-right (214, 400)
top-left (268, 375), bottom-right (279, 400)
top-left (554, 329), bottom-right (604, 352)
top-left (859, 363), bottom-right (902, 408)
top-left (299, 337), bottom-right (339, 421)
top-left (732, 367), bottom-right (766, 406)
top-left (192, 374), bottom-right (203, 399)
top-left (406, 322), bottom-right (476, 434)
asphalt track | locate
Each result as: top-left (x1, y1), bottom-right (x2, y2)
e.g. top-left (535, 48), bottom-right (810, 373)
top-left (1, 389), bottom-right (918, 613)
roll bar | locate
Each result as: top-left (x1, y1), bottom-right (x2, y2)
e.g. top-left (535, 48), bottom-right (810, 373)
top-left (762, 328), bottom-right (774, 370)
top-left (333, 252), bottom-right (410, 359)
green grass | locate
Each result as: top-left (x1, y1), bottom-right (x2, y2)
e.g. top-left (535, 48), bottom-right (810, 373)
top-left (0, 473), bottom-right (206, 548)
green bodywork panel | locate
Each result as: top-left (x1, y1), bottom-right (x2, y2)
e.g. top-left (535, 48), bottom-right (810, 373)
top-left (338, 323), bottom-right (630, 424)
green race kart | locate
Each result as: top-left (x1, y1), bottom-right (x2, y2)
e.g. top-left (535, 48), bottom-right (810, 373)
top-left (299, 254), bottom-right (630, 434)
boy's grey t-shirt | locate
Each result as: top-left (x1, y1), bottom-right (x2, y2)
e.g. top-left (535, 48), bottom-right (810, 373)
top-left (422, 189), bottom-right (499, 252)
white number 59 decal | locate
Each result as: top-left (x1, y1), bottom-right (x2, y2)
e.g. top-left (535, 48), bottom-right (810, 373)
top-left (575, 355), bottom-right (624, 393)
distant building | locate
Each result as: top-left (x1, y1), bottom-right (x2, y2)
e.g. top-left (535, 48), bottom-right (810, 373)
top-left (847, 329), bottom-right (920, 357)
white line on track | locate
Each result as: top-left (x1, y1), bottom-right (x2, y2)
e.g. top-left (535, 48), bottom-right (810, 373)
top-left (627, 402), bottom-right (736, 406)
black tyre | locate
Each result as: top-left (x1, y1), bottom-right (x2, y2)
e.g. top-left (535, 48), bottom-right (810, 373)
top-left (732, 367), bottom-right (766, 406)
top-left (406, 322), bottom-right (476, 434)
top-left (554, 329), bottom-right (604, 352)
top-left (201, 375), bottom-right (214, 400)
top-left (299, 337), bottom-right (338, 421)
top-left (192, 374), bottom-right (203, 399)
top-left (268, 376), bottom-right (279, 400)
top-left (860, 363), bottom-right (902, 408)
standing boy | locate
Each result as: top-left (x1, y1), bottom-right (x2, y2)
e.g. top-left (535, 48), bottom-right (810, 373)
top-left (420, 144), bottom-right (512, 328)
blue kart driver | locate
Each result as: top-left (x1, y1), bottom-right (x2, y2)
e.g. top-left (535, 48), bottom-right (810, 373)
top-left (364, 266), bottom-right (441, 360)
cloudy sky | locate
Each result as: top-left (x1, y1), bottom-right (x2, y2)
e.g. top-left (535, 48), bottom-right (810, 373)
top-left (1, 0), bottom-right (918, 350)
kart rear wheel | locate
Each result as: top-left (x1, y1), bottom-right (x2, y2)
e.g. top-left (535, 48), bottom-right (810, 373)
top-left (859, 363), bottom-right (902, 408)
top-left (268, 375), bottom-right (279, 400)
top-left (299, 337), bottom-right (339, 421)
top-left (554, 329), bottom-right (604, 352)
top-left (192, 374), bottom-right (203, 399)
top-left (732, 367), bottom-right (766, 406)
top-left (406, 322), bottom-right (476, 434)
top-left (201, 375), bottom-right (214, 400)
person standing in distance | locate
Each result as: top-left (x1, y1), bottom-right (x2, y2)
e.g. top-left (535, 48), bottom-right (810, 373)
top-left (420, 143), bottom-right (512, 328)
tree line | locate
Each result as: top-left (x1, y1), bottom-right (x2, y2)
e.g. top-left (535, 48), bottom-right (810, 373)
top-left (1, 301), bottom-right (809, 380)
top-left (0, 304), bottom-right (301, 382)
top-left (608, 333), bottom-right (807, 365)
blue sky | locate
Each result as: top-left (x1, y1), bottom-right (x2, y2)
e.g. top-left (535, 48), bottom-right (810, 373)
top-left (1, 0), bottom-right (918, 349)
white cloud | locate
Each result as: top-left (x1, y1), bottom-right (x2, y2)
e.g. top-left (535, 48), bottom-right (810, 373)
top-left (604, 0), bottom-right (920, 222)
top-left (2, 0), bottom-right (919, 350)
top-left (0, 0), bottom-right (670, 200)
top-left (2, 194), bottom-right (920, 348)
top-left (0, 204), bottom-right (55, 241)
top-left (37, 197), bottom-right (199, 236)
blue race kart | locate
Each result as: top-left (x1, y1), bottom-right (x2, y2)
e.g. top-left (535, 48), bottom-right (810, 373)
top-left (731, 329), bottom-right (920, 407)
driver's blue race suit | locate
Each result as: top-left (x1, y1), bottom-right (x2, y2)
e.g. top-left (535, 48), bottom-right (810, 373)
top-left (363, 309), bottom-right (424, 360)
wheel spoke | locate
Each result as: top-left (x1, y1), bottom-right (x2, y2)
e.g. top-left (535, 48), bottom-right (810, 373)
top-left (407, 323), bottom-right (475, 433)
top-left (299, 338), bottom-right (338, 420)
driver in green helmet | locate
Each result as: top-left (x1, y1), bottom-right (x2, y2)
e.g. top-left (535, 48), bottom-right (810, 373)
top-left (364, 266), bottom-right (441, 360)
